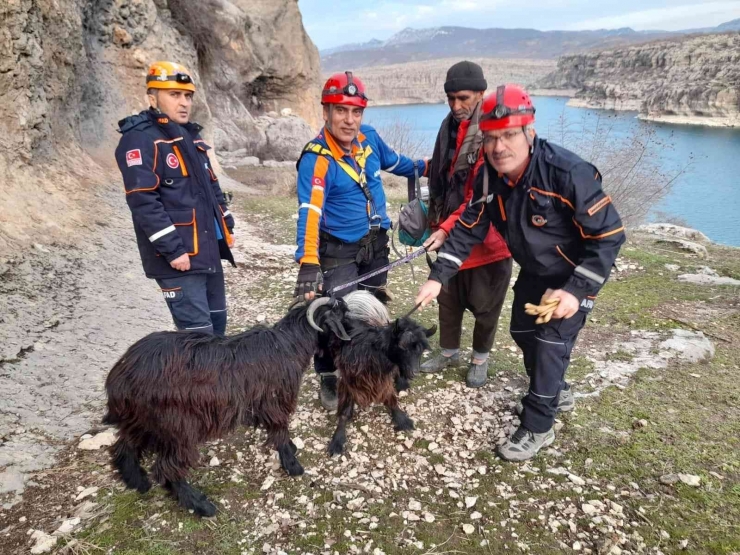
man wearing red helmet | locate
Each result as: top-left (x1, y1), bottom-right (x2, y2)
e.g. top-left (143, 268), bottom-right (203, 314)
top-left (416, 84), bottom-right (625, 461)
top-left (294, 71), bottom-right (428, 410)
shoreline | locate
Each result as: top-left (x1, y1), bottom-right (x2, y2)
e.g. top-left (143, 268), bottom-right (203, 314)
top-left (566, 98), bottom-right (739, 128)
top-left (369, 95), bottom-right (740, 129)
top-left (369, 89), bottom-right (578, 108)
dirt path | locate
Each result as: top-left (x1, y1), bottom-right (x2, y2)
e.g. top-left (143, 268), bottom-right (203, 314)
top-left (0, 191), bottom-right (173, 508)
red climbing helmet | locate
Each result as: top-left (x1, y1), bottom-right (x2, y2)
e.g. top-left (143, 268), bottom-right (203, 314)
top-left (321, 71), bottom-right (368, 108)
top-left (480, 84), bottom-right (535, 131)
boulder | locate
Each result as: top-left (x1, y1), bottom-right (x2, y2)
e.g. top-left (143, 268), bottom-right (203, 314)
top-left (257, 116), bottom-right (315, 161)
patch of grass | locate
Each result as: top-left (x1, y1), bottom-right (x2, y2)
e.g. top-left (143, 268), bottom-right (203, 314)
top-left (240, 195), bottom-right (297, 246)
top-left (606, 349), bottom-right (635, 362)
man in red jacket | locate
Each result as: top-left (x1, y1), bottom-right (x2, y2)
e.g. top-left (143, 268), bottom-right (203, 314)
top-left (422, 61), bottom-right (513, 387)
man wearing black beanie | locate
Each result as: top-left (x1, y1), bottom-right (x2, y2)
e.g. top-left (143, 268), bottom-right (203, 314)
top-left (420, 61), bottom-right (513, 388)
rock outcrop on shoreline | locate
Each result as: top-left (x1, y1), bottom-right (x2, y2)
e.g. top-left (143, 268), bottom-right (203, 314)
top-left (536, 32), bottom-right (740, 127)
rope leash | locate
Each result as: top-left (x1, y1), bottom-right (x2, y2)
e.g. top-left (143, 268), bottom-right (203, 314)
top-left (326, 247), bottom-right (429, 296)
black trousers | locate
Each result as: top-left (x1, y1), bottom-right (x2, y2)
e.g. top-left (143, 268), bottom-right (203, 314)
top-left (509, 271), bottom-right (590, 433)
top-left (314, 229), bottom-right (390, 375)
top-left (155, 272), bottom-right (227, 336)
top-left (437, 257), bottom-right (512, 354)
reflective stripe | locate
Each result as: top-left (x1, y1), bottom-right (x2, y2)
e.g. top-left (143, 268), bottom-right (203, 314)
top-left (385, 152), bottom-right (400, 172)
top-left (299, 203), bottom-right (322, 216)
top-left (535, 337), bottom-right (565, 346)
top-left (575, 265), bottom-right (606, 285)
top-left (148, 225), bottom-right (176, 242)
top-left (222, 210), bottom-right (231, 217)
top-left (209, 309), bottom-right (227, 313)
top-left (185, 324), bottom-right (212, 330)
top-left (312, 186), bottom-right (324, 192)
top-left (438, 252), bottom-right (463, 267)
top-left (529, 389), bottom-right (557, 399)
top-left (510, 329), bottom-right (535, 334)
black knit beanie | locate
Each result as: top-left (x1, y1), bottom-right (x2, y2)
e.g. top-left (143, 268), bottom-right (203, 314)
top-left (444, 61), bottom-right (487, 93)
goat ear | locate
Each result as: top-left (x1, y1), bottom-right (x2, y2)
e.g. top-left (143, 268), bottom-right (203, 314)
top-left (425, 324), bottom-right (437, 338)
top-left (326, 315), bottom-right (351, 341)
top-left (392, 319), bottom-right (401, 335)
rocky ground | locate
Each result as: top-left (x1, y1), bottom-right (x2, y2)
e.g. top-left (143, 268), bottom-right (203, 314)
top-left (1, 173), bottom-right (739, 554)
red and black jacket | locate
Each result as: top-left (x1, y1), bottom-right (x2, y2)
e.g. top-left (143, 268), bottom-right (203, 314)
top-left (430, 137), bottom-right (625, 302)
top-left (114, 109), bottom-right (235, 279)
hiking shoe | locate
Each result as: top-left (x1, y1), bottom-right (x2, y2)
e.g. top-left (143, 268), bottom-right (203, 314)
top-left (420, 353), bottom-right (460, 373)
top-left (466, 359), bottom-right (489, 388)
top-left (515, 387), bottom-right (575, 416)
top-left (497, 426), bottom-right (555, 462)
top-left (319, 375), bottom-right (338, 411)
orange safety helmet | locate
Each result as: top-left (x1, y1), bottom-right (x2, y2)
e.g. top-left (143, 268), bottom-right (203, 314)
top-left (321, 71), bottom-right (368, 107)
top-left (479, 84), bottom-right (535, 131)
top-left (146, 61), bottom-right (196, 93)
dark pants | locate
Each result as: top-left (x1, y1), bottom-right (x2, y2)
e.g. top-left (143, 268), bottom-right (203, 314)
top-left (509, 271), bottom-right (590, 433)
top-left (314, 229), bottom-right (390, 375)
top-left (155, 272), bottom-right (227, 336)
top-left (437, 257), bottom-right (512, 354)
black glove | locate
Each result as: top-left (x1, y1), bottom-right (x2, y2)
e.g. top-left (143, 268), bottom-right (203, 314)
top-left (294, 263), bottom-right (323, 298)
top-left (224, 214), bottom-right (235, 232)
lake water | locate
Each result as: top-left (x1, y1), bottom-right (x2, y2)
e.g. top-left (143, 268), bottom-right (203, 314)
top-left (365, 97), bottom-right (740, 247)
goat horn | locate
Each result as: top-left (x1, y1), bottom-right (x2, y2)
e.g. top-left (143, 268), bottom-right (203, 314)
top-left (306, 297), bottom-right (333, 332)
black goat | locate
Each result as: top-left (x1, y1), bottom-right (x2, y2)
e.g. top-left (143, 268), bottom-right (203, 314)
top-left (103, 299), bottom-right (349, 517)
top-left (307, 298), bottom-right (436, 456)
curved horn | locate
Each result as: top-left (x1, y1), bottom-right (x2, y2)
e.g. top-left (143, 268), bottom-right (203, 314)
top-left (306, 297), bottom-right (333, 332)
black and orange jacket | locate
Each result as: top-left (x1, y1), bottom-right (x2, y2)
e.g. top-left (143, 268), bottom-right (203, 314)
top-left (114, 109), bottom-right (235, 279)
top-left (430, 137), bottom-right (625, 302)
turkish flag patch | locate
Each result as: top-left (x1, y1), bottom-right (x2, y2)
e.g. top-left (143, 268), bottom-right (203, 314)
top-left (166, 153), bottom-right (179, 169)
top-left (125, 149), bottom-right (142, 167)
top-left (312, 176), bottom-right (325, 187)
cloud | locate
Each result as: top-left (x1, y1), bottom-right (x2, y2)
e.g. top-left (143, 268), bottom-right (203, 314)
top-left (564, 1), bottom-right (740, 31)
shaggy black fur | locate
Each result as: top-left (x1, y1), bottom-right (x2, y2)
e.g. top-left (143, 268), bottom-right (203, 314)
top-left (103, 301), bottom-right (348, 517)
top-left (326, 317), bottom-right (436, 455)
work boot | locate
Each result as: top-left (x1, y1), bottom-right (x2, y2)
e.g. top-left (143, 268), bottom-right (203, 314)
top-left (515, 386), bottom-right (575, 416)
top-left (466, 359), bottom-right (489, 388)
top-left (497, 425), bottom-right (555, 462)
top-left (420, 352), bottom-right (460, 373)
top-left (319, 374), bottom-right (338, 411)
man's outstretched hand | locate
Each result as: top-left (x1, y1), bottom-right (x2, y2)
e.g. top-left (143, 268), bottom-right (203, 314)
top-left (415, 280), bottom-right (442, 309)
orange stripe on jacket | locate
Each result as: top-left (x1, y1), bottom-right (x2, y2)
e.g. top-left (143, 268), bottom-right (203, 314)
top-left (125, 141), bottom-right (160, 194)
top-left (530, 187), bottom-right (575, 211)
top-left (572, 218), bottom-right (625, 240)
top-left (300, 156), bottom-right (329, 265)
top-left (587, 195), bottom-right (612, 216)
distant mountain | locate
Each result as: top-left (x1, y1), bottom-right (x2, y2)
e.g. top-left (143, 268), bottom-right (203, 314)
top-left (716, 18), bottom-right (740, 31)
top-left (320, 20), bottom-right (740, 70)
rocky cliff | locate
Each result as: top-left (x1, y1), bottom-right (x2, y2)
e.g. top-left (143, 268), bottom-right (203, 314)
top-left (0, 0), bottom-right (320, 249)
top-left (537, 32), bottom-right (740, 126)
top-left (354, 57), bottom-right (557, 106)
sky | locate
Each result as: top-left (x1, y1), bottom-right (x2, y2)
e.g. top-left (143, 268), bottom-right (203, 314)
top-left (298, 0), bottom-right (740, 50)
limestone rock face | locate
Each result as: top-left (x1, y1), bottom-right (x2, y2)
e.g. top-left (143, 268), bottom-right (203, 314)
top-left (537, 33), bottom-right (740, 126)
top-left (0, 0), bottom-right (320, 247)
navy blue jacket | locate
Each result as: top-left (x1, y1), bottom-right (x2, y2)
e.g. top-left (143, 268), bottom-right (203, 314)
top-left (430, 137), bottom-right (625, 302)
top-left (115, 109), bottom-right (235, 279)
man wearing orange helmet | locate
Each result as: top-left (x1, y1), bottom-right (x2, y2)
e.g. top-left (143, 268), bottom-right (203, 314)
top-left (115, 61), bottom-right (236, 336)
top-left (294, 71), bottom-right (428, 410)
top-left (416, 84), bottom-right (625, 461)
